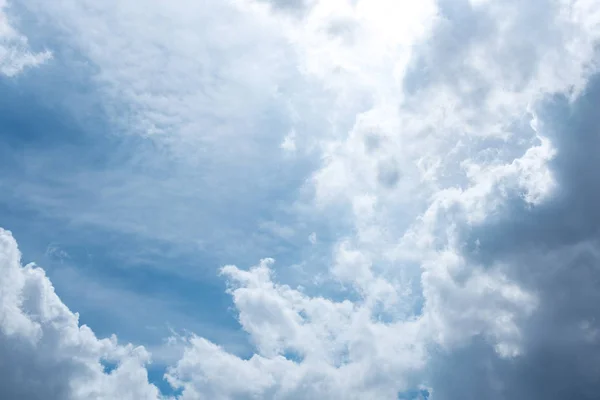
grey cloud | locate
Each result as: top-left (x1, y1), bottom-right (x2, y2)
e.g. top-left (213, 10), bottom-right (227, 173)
top-left (256, 0), bottom-right (311, 14)
top-left (325, 18), bottom-right (357, 44)
top-left (404, 0), bottom-right (562, 104)
top-left (377, 157), bottom-right (402, 189)
top-left (363, 132), bottom-right (382, 154)
top-left (0, 336), bottom-right (71, 400)
top-left (465, 82), bottom-right (600, 258)
top-left (427, 74), bottom-right (600, 400)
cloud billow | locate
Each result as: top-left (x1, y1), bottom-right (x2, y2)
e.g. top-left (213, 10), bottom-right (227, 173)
top-left (433, 79), bottom-right (600, 400)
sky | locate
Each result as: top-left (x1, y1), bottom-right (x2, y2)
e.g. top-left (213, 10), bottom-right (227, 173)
top-left (1, 0), bottom-right (600, 399)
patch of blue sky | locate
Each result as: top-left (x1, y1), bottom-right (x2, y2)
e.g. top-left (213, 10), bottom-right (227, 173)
top-left (147, 366), bottom-right (181, 399)
top-left (397, 388), bottom-right (430, 400)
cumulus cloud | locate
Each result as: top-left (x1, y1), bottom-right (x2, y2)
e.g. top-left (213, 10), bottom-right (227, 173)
top-left (3, 0), bottom-right (600, 399)
top-left (0, 228), bottom-right (163, 400)
top-left (426, 79), bottom-right (600, 399)
top-left (166, 258), bottom-right (427, 399)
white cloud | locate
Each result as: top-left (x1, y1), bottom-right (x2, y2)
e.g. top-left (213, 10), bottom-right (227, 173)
top-left (280, 129), bottom-right (297, 153)
top-left (301, 0), bottom-right (600, 352)
top-left (0, 228), bottom-right (164, 400)
top-left (0, 0), bottom-right (50, 76)
top-left (167, 258), bottom-right (427, 399)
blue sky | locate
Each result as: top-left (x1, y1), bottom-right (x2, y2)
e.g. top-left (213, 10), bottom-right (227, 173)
top-left (2, 0), bottom-right (600, 399)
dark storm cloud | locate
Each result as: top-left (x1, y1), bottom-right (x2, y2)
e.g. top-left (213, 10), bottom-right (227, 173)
top-left (428, 75), bottom-right (600, 400)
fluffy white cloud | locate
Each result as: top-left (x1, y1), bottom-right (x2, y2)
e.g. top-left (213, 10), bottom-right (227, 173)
top-left (0, 228), bottom-right (164, 400)
top-left (166, 258), bottom-right (427, 399)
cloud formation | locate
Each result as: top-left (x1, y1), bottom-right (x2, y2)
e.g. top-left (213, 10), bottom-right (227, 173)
top-left (0, 228), bottom-right (163, 400)
top-left (2, 0), bottom-right (600, 399)
top-left (0, 0), bottom-right (50, 76)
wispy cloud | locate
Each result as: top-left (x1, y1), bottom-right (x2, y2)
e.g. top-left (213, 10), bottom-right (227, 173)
top-left (0, 0), bottom-right (51, 76)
